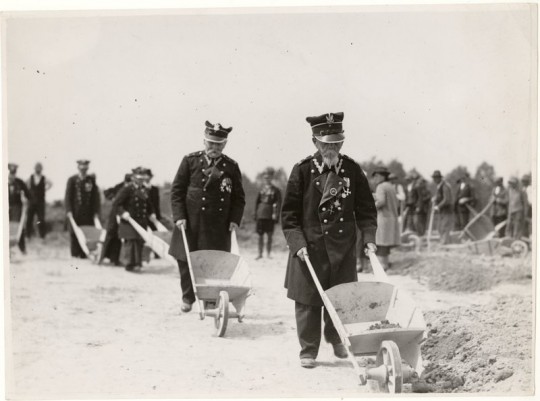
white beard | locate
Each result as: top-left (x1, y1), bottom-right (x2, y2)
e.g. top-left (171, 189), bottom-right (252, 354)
top-left (322, 153), bottom-right (339, 167)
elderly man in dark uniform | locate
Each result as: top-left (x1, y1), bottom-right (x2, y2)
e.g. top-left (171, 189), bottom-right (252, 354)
top-left (281, 112), bottom-right (377, 369)
top-left (169, 121), bottom-right (246, 313)
top-left (65, 160), bottom-right (101, 258)
top-left (254, 167), bottom-right (282, 260)
top-left (8, 163), bottom-right (30, 253)
top-left (115, 167), bottom-right (159, 272)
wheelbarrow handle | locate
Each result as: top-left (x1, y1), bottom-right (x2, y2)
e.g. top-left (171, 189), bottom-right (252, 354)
top-left (364, 249), bottom-right (389, 283)
top-left (179, 225), bottom-right (204, 320)
top-left (230, 229), bottom-right (240, 256)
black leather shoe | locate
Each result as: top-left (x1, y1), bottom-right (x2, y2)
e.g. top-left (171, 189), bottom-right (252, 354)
top-left (181, 302), bottom-right (192, 313)
top-left (333, 343), bottom-right (348, 359)
top-left (300, 358), bottom-right (316, 369)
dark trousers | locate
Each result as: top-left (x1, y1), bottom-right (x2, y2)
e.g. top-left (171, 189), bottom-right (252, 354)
top-left (177, 260), bottom-right (195, 304)
top-left (455, 208), bottom-right (470, 231)
top-left (295, 301), bottom-right (340, 359)
top-left (70, 231), bottom-right (87, 258)
top-left (492, 215), bottom-right (507, 237)
top-left (26, 201), bottom-right (46, 238)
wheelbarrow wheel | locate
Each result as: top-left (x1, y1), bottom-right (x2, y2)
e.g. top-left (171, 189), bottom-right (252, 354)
top-left (376, 340), bottom-right (403, 393)
top-left (215, 291), bottom-right (229, 337)
top-left (511, 240), bottom-right (528, 258)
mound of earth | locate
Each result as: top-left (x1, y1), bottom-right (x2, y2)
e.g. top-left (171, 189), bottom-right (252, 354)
top-left (414, 292), bottom-right (533, 393)
top-left (388, 251), bottom-right (531, 293)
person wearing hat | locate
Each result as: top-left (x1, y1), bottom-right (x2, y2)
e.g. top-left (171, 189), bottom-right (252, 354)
top-left (141, 168), bottom-right (162, 231)
top-left (454, 172), bottom-right (476, 231)
top-left (25, 162), bottom-right (53, 239)
top-left (490, 177), bottom-right (508, 237)
top-left (521, 173), bottom-right (532, 238)
top-left (8, 163), bottom-right (30, 253)
top-left (169, 121), bottom-right (246, 313)
top-left (372, 166), bottom-right (401, 269)
top-left (254, 167), bottom-right (282, 259)
top-left (114, 167), bottom-right (160, 271)
top-left (281, 112), bottom-right (377, 369)
top-left (65, 159), bottom-right (101, 258)
top-left (506, 176), bottom-right (527, 239)
top-left (99, 173), bottom-right (133, 265)
top-left (431, 170), bottom-right (454, 245)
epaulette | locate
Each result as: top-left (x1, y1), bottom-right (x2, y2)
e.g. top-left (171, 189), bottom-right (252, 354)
top-left (187, 150), bottom-right (203, 158)
top-left (298, 155), bottom-right (313, 165)
top-left (221, 153), bottom-right (238, 165)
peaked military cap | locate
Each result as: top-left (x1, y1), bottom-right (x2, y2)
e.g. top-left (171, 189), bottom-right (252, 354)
top-left (431, 170), bottom-right (443, 178)
top-left (131, 166), bottom-right (145, 177)
top-left (8, 163), bottom-right (18, 170)
top-left (263, 167), bottom-right (275, 177)
top-left (204, 120), bottom-right (232, 143)
top-left (306, 112), bottom-right (345, 143)
top-left (77, 159), bottom-right (90, 166)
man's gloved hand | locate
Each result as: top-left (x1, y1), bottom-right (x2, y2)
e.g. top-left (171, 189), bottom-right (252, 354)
top-left (121, 211), bottom-right (130, 221)
top-left (364, 242), bottom-right (377, 255)
top-left (297, 247), bottom-right (307, 262)
top-left (66, 211), bottom-right (73, 219)
top-left (433, 205), bottom-right (440, 212)
top-left (175, 219), bottom-right (187, 229)
top-left (229, 222), bottom-right (239, 231)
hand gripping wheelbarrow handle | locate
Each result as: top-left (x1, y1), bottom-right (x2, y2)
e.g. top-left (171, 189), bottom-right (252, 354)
top-left (302, 251), bottom-right (368, 385)
top-left (179, 225), bottom-right (204, 320)
top-left (365, 249), bottom-right (390, 283)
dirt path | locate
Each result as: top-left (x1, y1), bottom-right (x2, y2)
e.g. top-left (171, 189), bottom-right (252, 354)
top-left (6, 241), bottom-right (534, 398)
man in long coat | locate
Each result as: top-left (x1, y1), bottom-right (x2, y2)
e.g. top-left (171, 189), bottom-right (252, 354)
top-left (431, 170), bottom-right (453, 245)
top-left (169, 121), bottom-right (246, 313)
top-left (454, 173), bottom-right (476, 231)
top-left (254, 167), bottom-right (282, 259)
top-left (372, 166), bottom-right (401, 269)
top-left (65, 160), bottom-right (101, 258)
top-left (281, 112), bottom-right (377, 369)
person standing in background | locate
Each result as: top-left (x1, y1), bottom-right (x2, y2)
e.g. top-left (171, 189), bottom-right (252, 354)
top-left (254, 167), bottom-right (282, 260)
top-left (414, 177), bottom-right (431, 236)
top-left (372, 167), bottom-right (401, 269)
top-left (490, 177), bottom-right (508, 237)
top-left (8, 163), bottom-right (30, 253)
top-left (431, 170), bottom-right (453, 245)
top-left (65, 160), bottom-right (101, 258)
top-left (169, 121), bottom-right (246, 313)
top-left (454, 173), bottom-right (476, 231)
top-left (506, 176), bottom-right (527, 239)
top-left (26, 162), bottom-right (52, 239)
top-left (403, 172), bottom-right (419, 233)
top-left (389, 173), bottom-right (406, 216)
top-left (521, 174), bottom-right (532, 238)
top-left (143, 168), bottom-right (162, 231)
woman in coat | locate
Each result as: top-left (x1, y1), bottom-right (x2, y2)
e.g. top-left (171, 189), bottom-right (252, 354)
top-left (372, 166), bottom-right (401, 269)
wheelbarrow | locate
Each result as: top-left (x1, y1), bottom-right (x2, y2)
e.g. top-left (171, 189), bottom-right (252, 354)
top-left (180, 225), bottom-right (252, 337)
top-left (68, 215), bottom-right (106, 262)
top-left (302, 248), bottom-right (426, 393)
top-left (9, 204), bottom-right (27, 251)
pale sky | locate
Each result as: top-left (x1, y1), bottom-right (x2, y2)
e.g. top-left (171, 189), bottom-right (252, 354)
top-left (5, 5), bottom-right (536, 200)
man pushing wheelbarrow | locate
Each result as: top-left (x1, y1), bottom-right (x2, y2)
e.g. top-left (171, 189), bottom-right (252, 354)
top-left (281, 112), bottom-right (378, 369)
top-left (169, 120), bottom-right (246, 313)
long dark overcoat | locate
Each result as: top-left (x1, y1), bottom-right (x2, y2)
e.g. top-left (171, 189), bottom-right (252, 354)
top-left (168, 151), bottom-right (246, 261)
top-left (64, 174), bottom-right (100, 226)
top-left (114, 183), bottom-right (154, 240)
top-left (281, 152), bottom-right (377, 306)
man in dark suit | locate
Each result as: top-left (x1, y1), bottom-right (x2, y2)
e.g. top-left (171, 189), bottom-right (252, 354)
top-left (26, 162), bottom-right (53, 239)
top-left (169, 121), bottom-right (246, 313)
top-left (281, 112), bottom-right (377, 369)
top-left (454, 173), bottom-right (476, 231)
top-left (64, 160), bottom-right (101, 258)
top-left (254, 167), bottom-right (282, 259)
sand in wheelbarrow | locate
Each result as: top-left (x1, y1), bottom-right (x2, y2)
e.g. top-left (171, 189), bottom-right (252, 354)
top-left (368, 320), bottom-right (401, 330)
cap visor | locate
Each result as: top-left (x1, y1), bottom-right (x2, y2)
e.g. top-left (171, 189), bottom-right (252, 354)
top-left (204, 134), bottom-right (227, 143)
top-left (314, 133), bottom-right (345, 143)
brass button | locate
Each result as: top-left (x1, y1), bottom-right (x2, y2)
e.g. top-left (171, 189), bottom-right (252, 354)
top-left (202, 207), bottom-right (205, 211)
top-left (339, 229), bottom-right (343, 233)
top-left (316, 182), bottom-right (320, 186)
top-left (325, 231), bottom-right (328, 235)
top-left (323, 219), bottom-right (328, 223)
top-left (202, 197), bottom-right (206, 201)
top-left (202, 178), bottom-right (206, 182)
top-left (339, 182), bottom-right (342, 185)
top-left (322, 207), bottom-right (326, 212)
top-left (340, 218), bottom-right (344, 221)
top-left (219, 208), bottom-right (223, 211)
top-left (221, 198), bottom-right (224, 201)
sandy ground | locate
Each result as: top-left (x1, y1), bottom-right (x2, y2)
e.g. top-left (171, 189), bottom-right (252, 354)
top-left (5, 237), bottom-right (534, 398)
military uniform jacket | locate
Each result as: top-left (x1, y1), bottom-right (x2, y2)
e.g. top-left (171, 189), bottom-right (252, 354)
top-left (255, 184), bottom-right (282, 221)
top-left (281, 152), bottom-right (377, 306)
top-left (169, 151), bottom-right (246, 261)
top-left (64, 174), bottom-right (100, 225)
top-left (115, 182), bottom-right (155, 240)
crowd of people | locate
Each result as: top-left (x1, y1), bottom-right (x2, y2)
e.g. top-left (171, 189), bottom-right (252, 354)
top-left (6, 113), bottom-right (534, 369)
